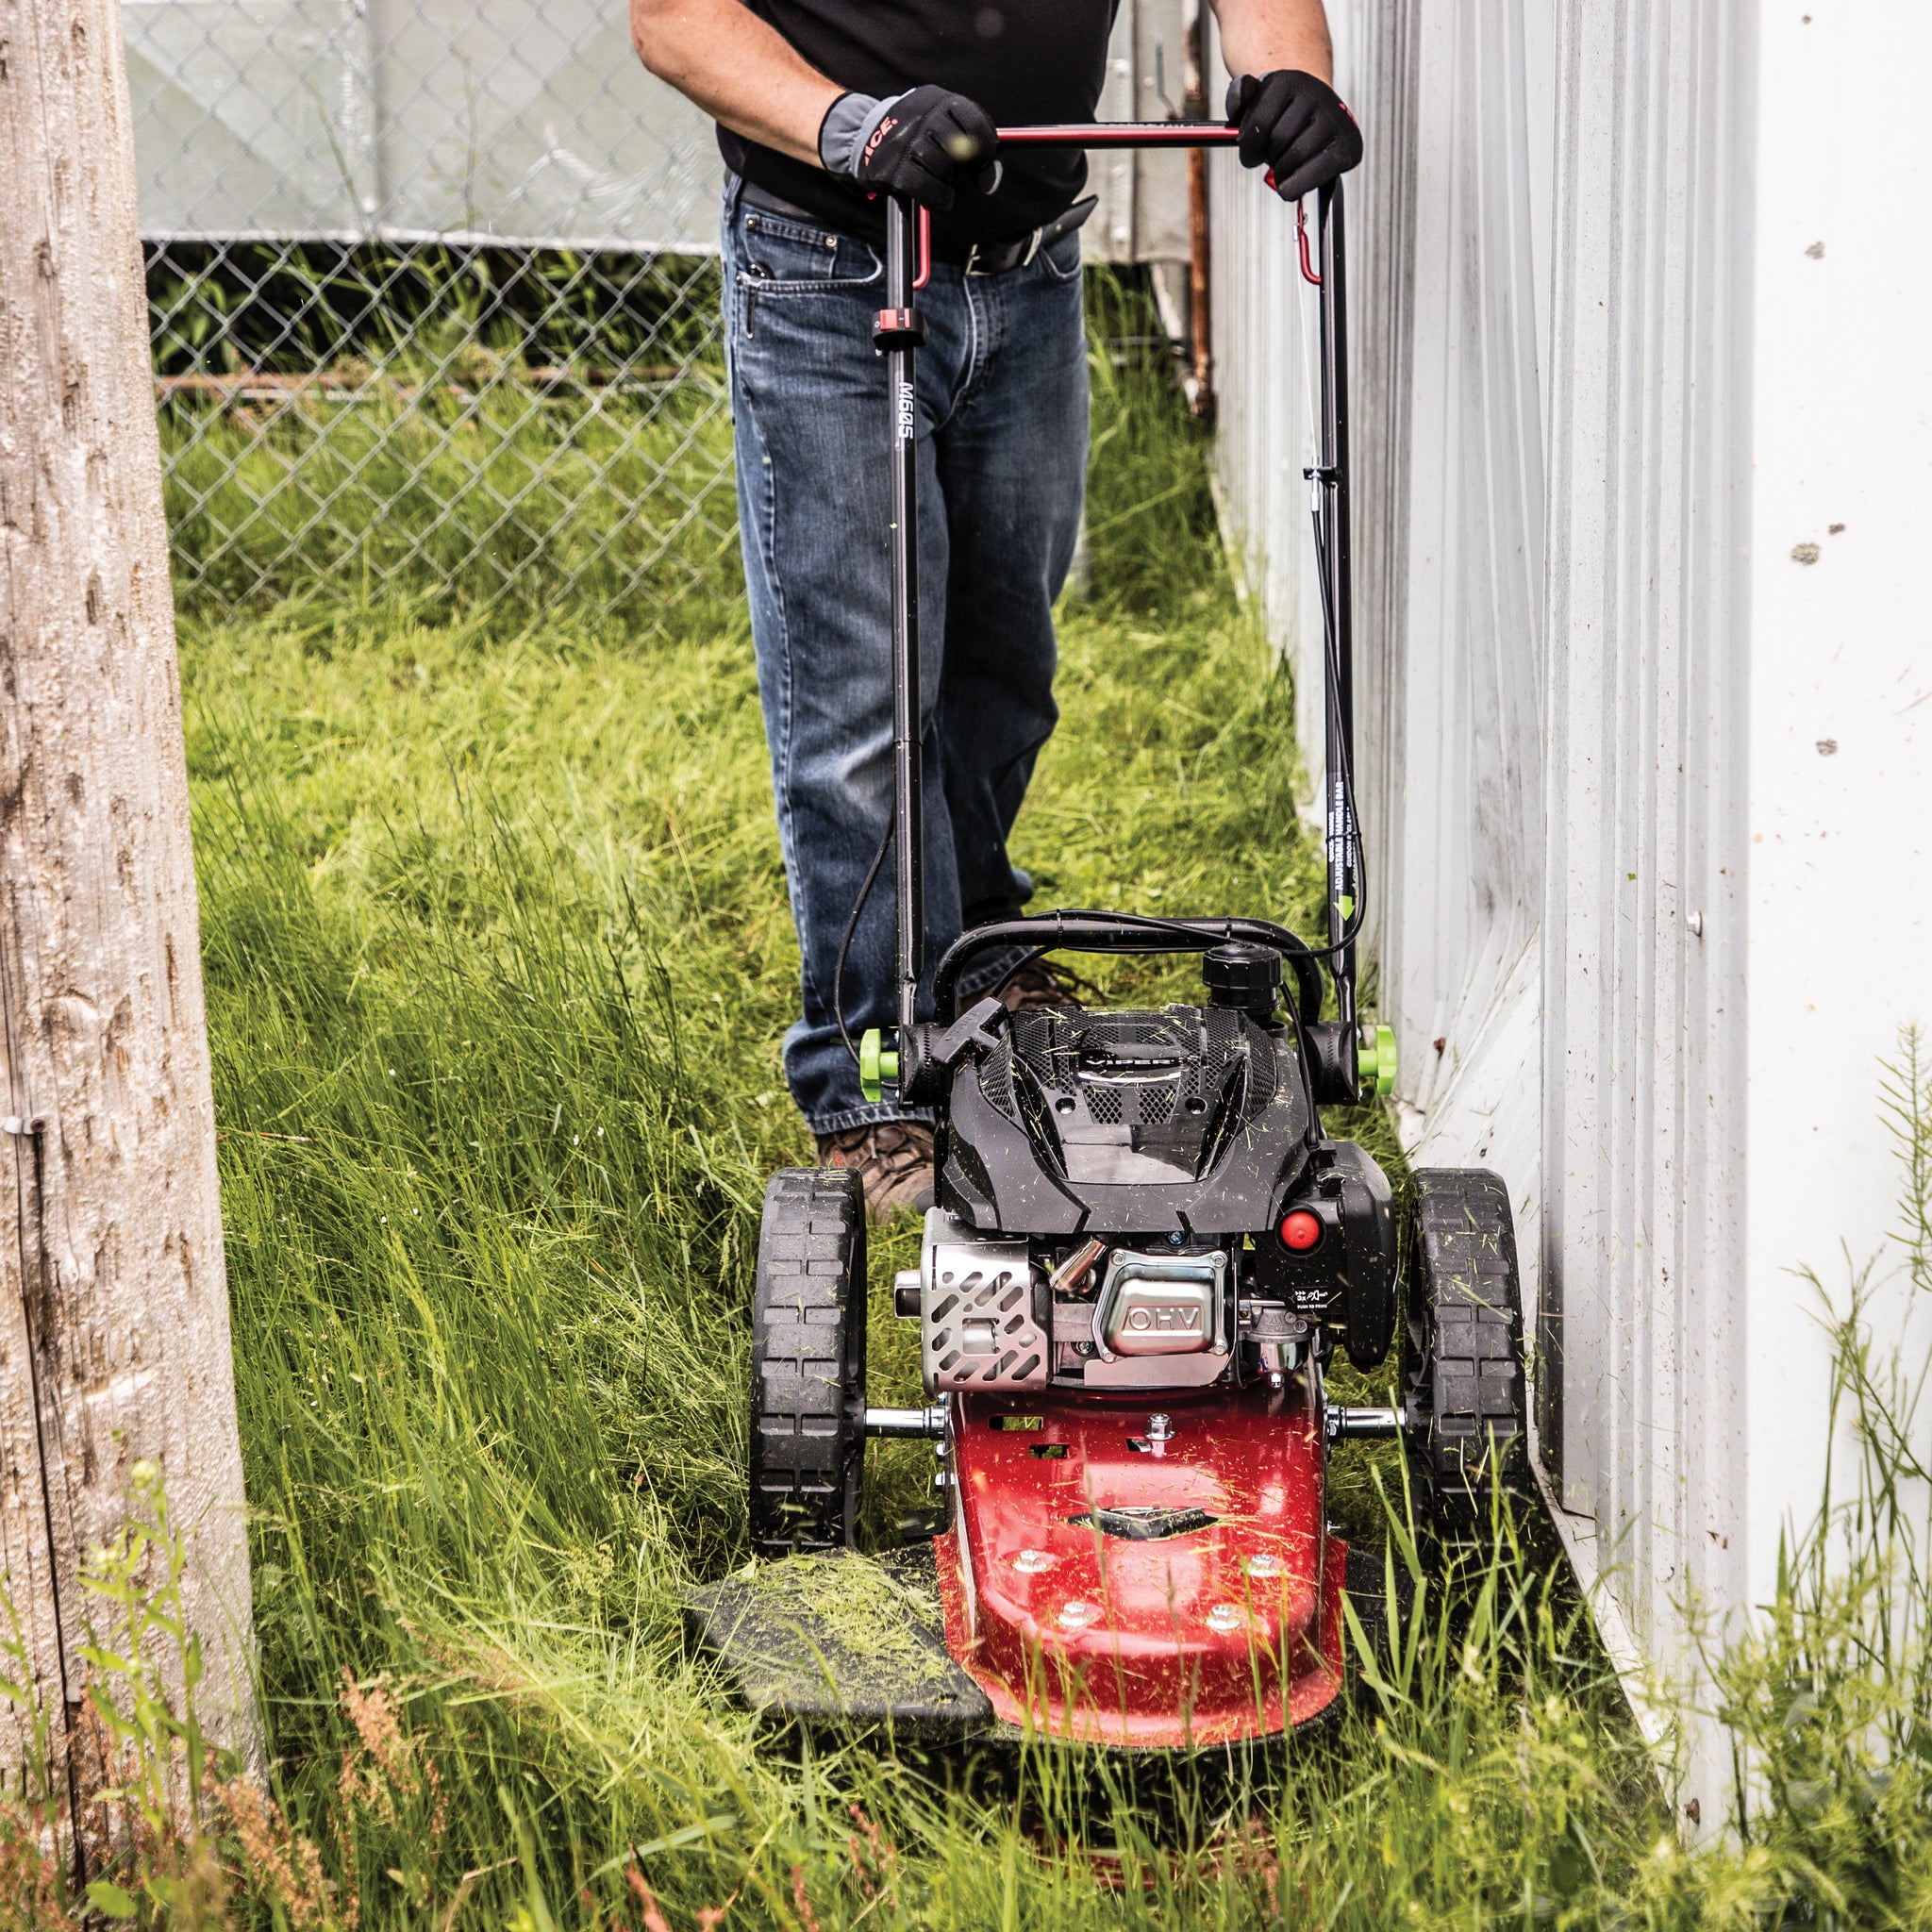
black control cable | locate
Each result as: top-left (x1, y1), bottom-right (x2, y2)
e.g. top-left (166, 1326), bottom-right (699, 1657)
top-left (834, 820), bottom-right (893, 1068)
top-left (1307, 487), bottom-right (1369, 966)
top-left (836, 361), bottom-right (1367, 1071)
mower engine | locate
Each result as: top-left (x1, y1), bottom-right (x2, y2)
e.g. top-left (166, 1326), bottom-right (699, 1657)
top-left (906, 946), bottom-right (1399, 1398)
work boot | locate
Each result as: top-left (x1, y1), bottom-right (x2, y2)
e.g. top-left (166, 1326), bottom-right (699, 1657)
top-left (816, 1120), bottom-right (936, 1224)
top-left (997, 955), bottom-right (1092, 1012)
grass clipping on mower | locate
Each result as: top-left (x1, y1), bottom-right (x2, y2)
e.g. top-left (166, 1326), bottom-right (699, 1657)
top-left (688, 1546), bottom-right (992, 1735)
top-left (749, 1552), bottom-right (947, 1679)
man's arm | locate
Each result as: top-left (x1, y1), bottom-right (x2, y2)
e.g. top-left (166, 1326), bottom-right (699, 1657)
top-left (1209, 0), bottom-right (1334, 88)
top-left (1208, 0), bottom-right (1358, 202)
top-left (629, 0), bottom-right (998, 208)
top-left (630, 0), bottom-right (1338, 168)
top-left (630, 0), bottom-right (841, 167)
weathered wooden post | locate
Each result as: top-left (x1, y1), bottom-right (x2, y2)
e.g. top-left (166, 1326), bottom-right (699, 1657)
top-left (0, 0), bottom-right (258, 1829)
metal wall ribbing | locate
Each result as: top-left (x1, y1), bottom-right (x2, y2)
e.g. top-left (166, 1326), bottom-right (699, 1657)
top-left (1539, 5), bottom-right (1757, 1812)
top-left (1207, 0), bottom-right (1816, 1823)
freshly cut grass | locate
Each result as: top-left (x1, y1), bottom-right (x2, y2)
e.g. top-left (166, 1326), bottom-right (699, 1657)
top-left (170, 279), bottom-right (1932, 1928)
top-left (735, 1551), bottom-right (955, 1690)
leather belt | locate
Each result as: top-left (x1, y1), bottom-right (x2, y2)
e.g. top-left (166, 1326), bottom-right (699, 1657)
top-left (961, 196), bottom-right (1099, 275)
top-left (739, 182), bottom-right (1098, 275)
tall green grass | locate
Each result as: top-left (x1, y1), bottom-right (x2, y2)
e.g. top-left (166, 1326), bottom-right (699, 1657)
top-left (162, 375), bottom-right (737, 621)
top-left (13, 275), bottom-right (1930, 1926)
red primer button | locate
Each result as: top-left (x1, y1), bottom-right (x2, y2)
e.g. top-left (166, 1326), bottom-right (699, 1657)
top-left (1279, 1209), bottom-right (1323, 1252)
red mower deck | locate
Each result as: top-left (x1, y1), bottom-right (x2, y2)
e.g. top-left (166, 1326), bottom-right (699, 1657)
top-left (936, 1386), bottom-right (1344, 1747)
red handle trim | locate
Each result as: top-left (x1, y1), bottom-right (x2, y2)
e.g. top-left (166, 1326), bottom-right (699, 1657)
top-left (993, 121), bottom-right (1241, 148)
top-left (913, 204), bottom-right (931, 290)
top-left (1297, 200), bottom-right (1321, 286)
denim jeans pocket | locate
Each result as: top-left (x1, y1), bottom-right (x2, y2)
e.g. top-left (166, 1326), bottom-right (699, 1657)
top-left (1038, 227), bottom-right (1084, 284)
top-left (735, 211), bottom-right (882, 341)
top-left (739, 210), bottom-right (881, 291)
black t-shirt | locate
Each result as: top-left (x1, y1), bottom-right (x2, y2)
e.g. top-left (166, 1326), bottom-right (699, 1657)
top-left (718, 0), bottom-right (1116, 249)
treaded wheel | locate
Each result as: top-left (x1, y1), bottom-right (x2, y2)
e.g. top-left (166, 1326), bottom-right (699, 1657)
top-left (1400, 1168), bottom-right (1528, 1541)
top-left (748, 1167), bottom-right (868, 1557)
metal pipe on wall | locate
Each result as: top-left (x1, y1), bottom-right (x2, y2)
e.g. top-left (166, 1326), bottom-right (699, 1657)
top-left (1182, 0), bottom-right (1214, 415)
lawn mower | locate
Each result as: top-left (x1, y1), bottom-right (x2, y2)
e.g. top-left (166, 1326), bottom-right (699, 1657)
top-left (691, 125), bottom-right (1529, 1749)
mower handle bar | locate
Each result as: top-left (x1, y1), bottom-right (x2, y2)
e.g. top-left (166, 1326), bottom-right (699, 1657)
top-left (897, 125), bottom-right (1243, 282)
top-left (992, 122), bottom-right (1241, 148)
top-left (874, 138), bottom-right (1360, 1085)
top-left (987, 124), bottom-right (1325, 283)
top-left (934, 914), bottom-right (1326, 1026)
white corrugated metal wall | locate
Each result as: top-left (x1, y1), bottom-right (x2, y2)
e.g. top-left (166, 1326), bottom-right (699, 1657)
top-left (1539, 3), bottom-right (1755, 1798)
top-left (1737, 0), bottom-right (1932, 1710)
top-left (1210, 0), bottom-right (1932, 1820)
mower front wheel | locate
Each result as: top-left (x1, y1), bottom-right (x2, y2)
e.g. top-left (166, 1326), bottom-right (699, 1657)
top-left (748, 1167), bottom-right (868, 1557)
top-left (1400, 1168), bottom-right (1529, 1545)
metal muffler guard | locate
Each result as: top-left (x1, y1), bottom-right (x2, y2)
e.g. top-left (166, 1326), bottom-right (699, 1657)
top-left (920, 1210), bottom-right (1049, 1393)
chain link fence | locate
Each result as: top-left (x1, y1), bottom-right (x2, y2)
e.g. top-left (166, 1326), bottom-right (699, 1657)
top-left (136, 0), bottom-right (732, 620)
top-left (133, 0), bottom-right (1191, 624)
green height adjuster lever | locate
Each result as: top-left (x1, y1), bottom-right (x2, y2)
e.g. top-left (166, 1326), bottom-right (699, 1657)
top-left (858, 1029), bottom-right (901, 1103)
top-left (1357, 1022), bottom-right (1397, 1097)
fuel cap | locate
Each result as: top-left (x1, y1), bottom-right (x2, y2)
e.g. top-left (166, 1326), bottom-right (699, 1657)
top-left (1203, 941), bottom-right (1282, 1016)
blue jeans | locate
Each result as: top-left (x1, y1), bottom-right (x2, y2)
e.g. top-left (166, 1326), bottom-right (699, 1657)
top-left (722, 180), bottom-right (1090, 1134)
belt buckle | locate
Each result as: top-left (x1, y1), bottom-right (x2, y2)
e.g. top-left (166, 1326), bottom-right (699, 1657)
top-left (964, 225), bottom-right (1041, 277)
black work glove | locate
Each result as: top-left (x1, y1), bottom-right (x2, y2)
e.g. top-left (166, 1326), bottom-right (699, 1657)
top-left (1226, 71), bottom-right (1363, 202)
top-left (844, 85), bottom-right (1000, 210)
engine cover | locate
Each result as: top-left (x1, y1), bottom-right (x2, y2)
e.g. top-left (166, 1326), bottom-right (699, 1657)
top-left (937, 1004), bottom-right (1315, 1239)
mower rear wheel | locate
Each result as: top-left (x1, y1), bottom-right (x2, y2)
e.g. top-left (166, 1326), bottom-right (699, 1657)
top-left (1400, 1168), bottom-right (1529, 1543)
top-left (748, 1167), bottom-right (868, 1557)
